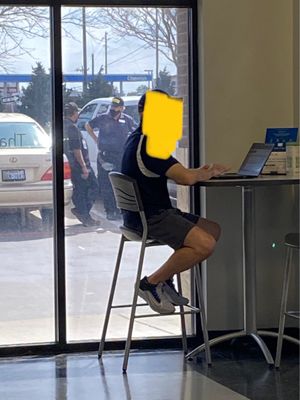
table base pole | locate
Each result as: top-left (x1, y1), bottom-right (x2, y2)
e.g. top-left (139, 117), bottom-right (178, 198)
top-left (185, 331), bottom-right (279, 365)
top-left (186, 331), bottom-right (246, 359)
top-left (250, 333), bottom-right (274, 364)
top-left (258, 330), bottom-right (300, 346)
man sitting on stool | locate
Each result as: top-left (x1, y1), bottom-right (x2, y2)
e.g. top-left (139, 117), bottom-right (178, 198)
top-left (121, 90), bottom-right (228, 314)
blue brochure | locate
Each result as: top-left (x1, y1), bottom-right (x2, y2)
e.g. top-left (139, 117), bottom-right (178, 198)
top-left (265, 128), bottom-right (298, 151)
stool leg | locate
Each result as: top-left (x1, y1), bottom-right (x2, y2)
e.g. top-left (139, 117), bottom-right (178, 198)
top-left (176, 273), bottom-right (188, 353)
top-left (275, 247), bottom-right (293, 368)
top-left (98, 235), bottom-right (126, 358)
top-left (195, 264), bottom-right (212, 365)
top-left (122, 238), bottom-right (147, 373)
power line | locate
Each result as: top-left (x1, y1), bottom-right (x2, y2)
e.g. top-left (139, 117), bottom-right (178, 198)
top-left (108, 44), bottom-right (150, 66)
top-left (107, 37), bottom-right (135, 54)
top-left (108, 44), bottom-right (149, 66)
top-left (126, 53), bottom-right (155, 64)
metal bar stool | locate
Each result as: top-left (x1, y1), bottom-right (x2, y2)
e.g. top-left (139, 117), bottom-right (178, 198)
top-left (98, 172), bottom-right (211, 372)
top-left (275, 232), bottom-right (300, 368)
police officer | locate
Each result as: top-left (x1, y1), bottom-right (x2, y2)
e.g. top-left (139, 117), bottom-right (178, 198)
top-left (63, 102), bottom-right (99, 227)
top-left (85, 97), bottom-right (136, 220)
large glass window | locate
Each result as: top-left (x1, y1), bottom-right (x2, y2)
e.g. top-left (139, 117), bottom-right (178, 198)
top-left (62, 6), bottom-right (192, 342)
top-left (0, 6), bottom-right (56, 345)
top-left (0, 2), bottom-right (195, 350)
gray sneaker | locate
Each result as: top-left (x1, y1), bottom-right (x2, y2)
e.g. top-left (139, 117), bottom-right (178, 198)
top-left (138, 277), bottom-right (175, 314)
top-left (163, 278), bottom-right (189, 306)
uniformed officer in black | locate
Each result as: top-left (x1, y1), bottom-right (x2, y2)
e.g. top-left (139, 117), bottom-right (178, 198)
top-left (63, 102), bottom-right (99, 227)
top-left (85, 97), bottom-right (136, 220)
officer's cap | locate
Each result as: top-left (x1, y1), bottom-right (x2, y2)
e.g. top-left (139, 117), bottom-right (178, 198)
top-left (111, 97), bottom-right (124, 107)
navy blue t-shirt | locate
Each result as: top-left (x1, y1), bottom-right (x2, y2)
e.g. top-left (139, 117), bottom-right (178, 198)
top-left (88, 112), bottom-right (135, 153)
top-left (63, 118), bottom-right (90, 170)
top-left (121, 126), bottom-right (179, 229)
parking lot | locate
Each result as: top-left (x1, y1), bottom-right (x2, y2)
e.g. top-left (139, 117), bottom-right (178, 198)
top-left (0, 200), bottom-right (189, 346)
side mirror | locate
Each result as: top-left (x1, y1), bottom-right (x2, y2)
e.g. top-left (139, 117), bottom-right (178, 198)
top-left (77, 120), bottom-right (86, 130)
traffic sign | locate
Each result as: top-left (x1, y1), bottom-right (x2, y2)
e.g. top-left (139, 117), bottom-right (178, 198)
top-left (1, 95), bottom-right (20, 104)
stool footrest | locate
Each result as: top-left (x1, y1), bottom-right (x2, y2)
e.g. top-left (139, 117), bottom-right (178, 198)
top-left (285, 311), bottom-right (300, 320)
top-left (135, 310), bottom-right (200, 319)
top-left (185, 305), bottom-right (200, 312)
top-left (111, 303), bottom-right (148, 309)
top-left (111, 304), bottom-right (200, 311)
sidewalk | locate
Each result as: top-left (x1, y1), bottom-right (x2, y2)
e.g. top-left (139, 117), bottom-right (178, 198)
top-left (66, 199), bottom-right (192, 342)
top-left (0, 200), bottom-right (192, 346)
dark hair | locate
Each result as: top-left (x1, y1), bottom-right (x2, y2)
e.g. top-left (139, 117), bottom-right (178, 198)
top-left (64, 102), bottom-right (79, 117)
top-left (138, 89), bottom-right (168, 113)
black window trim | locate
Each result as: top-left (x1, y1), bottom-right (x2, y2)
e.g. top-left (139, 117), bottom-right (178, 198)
top-left (0, 0), bottom-right (200, 357)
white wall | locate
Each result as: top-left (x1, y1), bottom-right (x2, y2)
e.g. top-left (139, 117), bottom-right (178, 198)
top-left (198, 0), bottom-right (299, 329)
top-left (200, 0), bottom-right (296, 167)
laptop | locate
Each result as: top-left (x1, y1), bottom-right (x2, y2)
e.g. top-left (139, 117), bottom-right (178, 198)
top-left (215, 143), bottom-right (274, 179)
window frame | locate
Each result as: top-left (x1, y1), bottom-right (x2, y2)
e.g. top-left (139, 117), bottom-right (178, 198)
top-left (0, 0), bottom-right (200, 357)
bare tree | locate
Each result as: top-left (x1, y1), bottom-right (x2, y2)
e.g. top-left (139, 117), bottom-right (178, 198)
top-left (0, 6), bottom-right (104, 72)
top-left (91, 8), bottom-right (178, 68)
top-left (0, 7), bottom-right (49, 71)
top-left (0, 6), bottom-right (177, 72)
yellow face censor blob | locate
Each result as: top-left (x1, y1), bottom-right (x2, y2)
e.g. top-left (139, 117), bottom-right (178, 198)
top-left (142, 91), bottom-right (183, 159)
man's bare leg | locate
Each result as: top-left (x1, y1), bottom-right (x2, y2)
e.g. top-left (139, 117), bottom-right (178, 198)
top-left (196, 217), bottom-right (221, 242)
top-left (148, 222), bottom-right (217, 285)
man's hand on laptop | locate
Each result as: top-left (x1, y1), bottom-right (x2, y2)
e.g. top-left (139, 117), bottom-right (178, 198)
top-left (200, 163), bottom-right (230, 180)
top-left (165, 162), bottom-right (230, 186)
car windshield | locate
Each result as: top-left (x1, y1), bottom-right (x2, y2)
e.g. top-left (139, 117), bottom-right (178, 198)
top-left (77, 104), bottom-right (98, 130)
top-left (124, 105), bottom-right (139, 125)
top-left (0, 122), bottom-right (50, 148)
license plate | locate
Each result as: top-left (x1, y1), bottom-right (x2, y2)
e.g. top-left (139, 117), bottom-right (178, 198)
top-left (2, 169), bottom-right (26, 182)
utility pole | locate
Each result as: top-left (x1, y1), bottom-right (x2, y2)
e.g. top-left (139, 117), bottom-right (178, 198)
top-left (91, 53), bottom-right (95, 78)
top-left (155, 8), bottom-right (159, 86)
top-left (82, 7), bottom-right (88, 93)
top-left (144, 69), bottom-right (153, 89)
top-left (104, 32), bottom-right (108, 74)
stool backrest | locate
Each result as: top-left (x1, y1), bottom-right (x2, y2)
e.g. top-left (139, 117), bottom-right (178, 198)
top-left (109, 172), bottom-right (144, 213)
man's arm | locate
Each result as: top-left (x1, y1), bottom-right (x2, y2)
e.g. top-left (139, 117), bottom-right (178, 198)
top-left (74, 149), bottom-right (89, 178)
top-left (67, 124), bottom-right (89, 179)
top-left (166, 163), bottom-right (229, 185)
top-left (127, 114), bottom-right (137, 131)
top-left (73, 149), bottom-right (87, 169)
top-left (85, 122), bottom-right (98, 144)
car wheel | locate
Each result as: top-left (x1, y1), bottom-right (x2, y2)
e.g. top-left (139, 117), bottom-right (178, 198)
top-left (40, 208), bottom-right (54, 226)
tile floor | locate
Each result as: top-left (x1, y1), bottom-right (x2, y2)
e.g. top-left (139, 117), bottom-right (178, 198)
top-left (0, 342), bottom-right (298, 400)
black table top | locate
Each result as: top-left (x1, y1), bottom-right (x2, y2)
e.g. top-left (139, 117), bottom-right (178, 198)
top-left (195, 174), bottom-right (300, 188)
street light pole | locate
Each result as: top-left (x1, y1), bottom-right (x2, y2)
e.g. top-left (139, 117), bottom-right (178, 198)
top-left (104, 32), bottom-right (108, 74)
top-left (82, 7), bottom-right (88, 93)
top-left (144, 69), bottom-right (153, 89)
top-left (155, 8), bottom-right (159, 86)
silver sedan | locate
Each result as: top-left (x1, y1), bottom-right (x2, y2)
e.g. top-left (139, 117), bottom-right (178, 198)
top-left (0, 113), bottom-right (72, 224)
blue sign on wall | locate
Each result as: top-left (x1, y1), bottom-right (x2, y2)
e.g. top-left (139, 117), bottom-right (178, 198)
top-left (265, 128), bottom-right (298, 151)
top-left (0, 74), bottom-right (152, 83)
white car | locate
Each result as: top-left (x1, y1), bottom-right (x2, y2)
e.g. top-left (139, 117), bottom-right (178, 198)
top-left (0, 113), bottom-right (72, 224)
top-left (77, 96), bottom-right (140, 173)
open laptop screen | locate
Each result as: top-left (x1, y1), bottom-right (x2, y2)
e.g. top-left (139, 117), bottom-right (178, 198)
top-left (238, 143), bottom-right (274, 176)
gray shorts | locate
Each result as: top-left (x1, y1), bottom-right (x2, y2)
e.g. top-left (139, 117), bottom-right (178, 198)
top-left (147, 208), bottom-right (199, 250)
